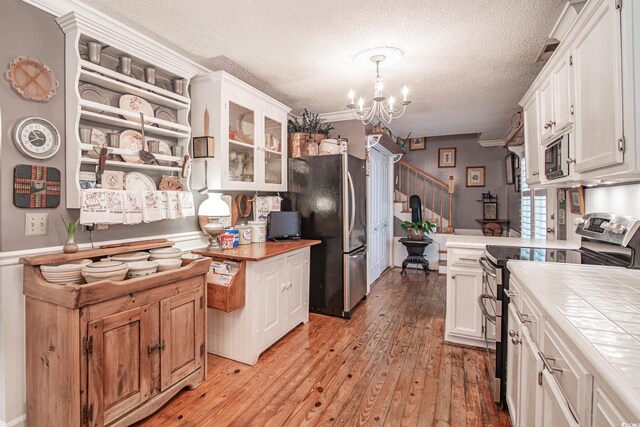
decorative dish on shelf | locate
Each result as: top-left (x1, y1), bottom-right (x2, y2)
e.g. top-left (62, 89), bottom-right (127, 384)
top-left (118, 130), bottom-right (145, 163)
top-left (79, 83), bottom-right (110, 113)
top-left (119, 94), bottom-right (154, 124)
top-left (124, 171), bottom-right (156, 191)
top-left (155, 106), bottom-right (177, 123)
top-left (156, 141), bottom-right (173, 166)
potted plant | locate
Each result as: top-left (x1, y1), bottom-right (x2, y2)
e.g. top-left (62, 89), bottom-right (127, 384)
top-left (287, 109), bottom-right (334, 157)
top-left (61, 215), bottom-right (81, 253)
top-left (401, 220), bottom-right (436, 241)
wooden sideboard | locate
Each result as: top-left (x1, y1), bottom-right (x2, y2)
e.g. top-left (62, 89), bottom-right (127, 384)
top-left (21, 242), bottom-right (210, 426)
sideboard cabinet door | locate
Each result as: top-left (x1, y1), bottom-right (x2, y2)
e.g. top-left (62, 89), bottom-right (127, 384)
top-left (87, 305), bottom-right (153, 426)
top-left (160, 288), bottom-right (205, 390)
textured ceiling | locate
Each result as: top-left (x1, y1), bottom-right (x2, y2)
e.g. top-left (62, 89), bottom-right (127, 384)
top-left (79, 0), bottom-right (566, 140)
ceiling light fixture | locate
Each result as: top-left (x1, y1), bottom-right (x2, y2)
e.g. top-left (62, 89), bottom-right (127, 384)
top-left (347, 46), bottom-right (411, 125)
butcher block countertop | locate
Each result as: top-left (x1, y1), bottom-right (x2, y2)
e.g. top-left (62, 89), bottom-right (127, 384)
top-left (194, 239), bottom-right (321, 261)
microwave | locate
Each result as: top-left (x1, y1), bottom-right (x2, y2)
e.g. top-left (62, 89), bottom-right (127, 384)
top-left (545, 133), bottom-right (571, 180)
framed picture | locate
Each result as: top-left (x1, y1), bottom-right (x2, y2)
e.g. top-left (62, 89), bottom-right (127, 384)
top-left (438, 148), bottom-right (456, 168)
top-left (466, 166), bottom-right (486, 187)
top-left (409, 137), bottom-right (426, 151)
top-left (483, 202), bottom-right (498, 220)
top-left (505, 153), bottom-right (515, 184)
top-left (569, 186), bottom-right (585, 215)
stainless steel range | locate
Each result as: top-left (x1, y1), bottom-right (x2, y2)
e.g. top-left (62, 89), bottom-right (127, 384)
top-left (481, 212), bottom-right (640, 406)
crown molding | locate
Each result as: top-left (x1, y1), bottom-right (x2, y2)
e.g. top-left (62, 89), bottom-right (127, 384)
top-left (23, 0), bottom-right (209, 78)
top-left (318, 110), bottom-right (357, 122)
top-left (477, 139), bottom-right (505, 147)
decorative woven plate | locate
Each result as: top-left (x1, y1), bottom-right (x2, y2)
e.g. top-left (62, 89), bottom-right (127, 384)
top-left (6, 57), bottom-right (59, 102)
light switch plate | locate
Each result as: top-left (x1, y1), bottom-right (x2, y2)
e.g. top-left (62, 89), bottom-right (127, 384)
top-left (25, 213), bottom-right (48, 236)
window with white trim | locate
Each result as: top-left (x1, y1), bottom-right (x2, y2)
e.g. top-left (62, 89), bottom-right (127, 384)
top-left (520, 158), bottom-right (547, 240)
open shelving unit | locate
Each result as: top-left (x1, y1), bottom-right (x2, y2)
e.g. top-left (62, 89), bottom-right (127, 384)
top-left (58, 12), bottom-right (202, 208)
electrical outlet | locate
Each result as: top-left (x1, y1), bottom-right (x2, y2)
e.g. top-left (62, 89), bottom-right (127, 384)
top-left (25, 213), bottom-right (48, 236)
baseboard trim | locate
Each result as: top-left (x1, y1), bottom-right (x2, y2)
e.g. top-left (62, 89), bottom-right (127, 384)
top-left (0, 414), bottom-right (26, 427)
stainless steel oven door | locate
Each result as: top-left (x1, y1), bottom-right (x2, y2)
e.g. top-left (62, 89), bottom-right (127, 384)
top-left (479, 256), bottom-right (502, 403)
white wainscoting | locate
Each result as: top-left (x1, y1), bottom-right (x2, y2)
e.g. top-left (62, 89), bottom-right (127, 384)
top-left (0, 231), bottom-right (208, 427)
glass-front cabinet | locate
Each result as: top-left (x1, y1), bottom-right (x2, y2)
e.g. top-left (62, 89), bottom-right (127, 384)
top-left (191, 71), bottom-right (289, 192)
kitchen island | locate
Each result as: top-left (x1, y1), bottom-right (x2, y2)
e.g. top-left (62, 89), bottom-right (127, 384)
top-left (195, 240), bottom-right (321, 365)
top-left (507, 261), bottom-right (640, 425)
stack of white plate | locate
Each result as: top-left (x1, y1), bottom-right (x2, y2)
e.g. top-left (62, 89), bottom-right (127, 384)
top-left (148, 247), bottom-right (183, 261)
top-left (40, 259), bottom-right (93, 284)
top-left (82, 261), bottom-right (129, 283)
top-left (107, 251), bottom-right (150, 263)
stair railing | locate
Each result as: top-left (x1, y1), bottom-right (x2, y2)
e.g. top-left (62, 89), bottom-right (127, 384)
top-left (395, 160), bottom-right (454, 233)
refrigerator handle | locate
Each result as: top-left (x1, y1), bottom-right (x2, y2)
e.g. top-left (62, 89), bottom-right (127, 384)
top-left (347, 172), bottom-right (356, 235)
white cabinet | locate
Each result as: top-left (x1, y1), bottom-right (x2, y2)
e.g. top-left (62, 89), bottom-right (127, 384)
top-left (255, 256), bottom-right (287, 347)
top-left (207, 247), bottom-right (310, 365)
top-left (523, 95), bottom-right (542, 185)
top-left (518, 0), bottom-right (634, 185)
top-left (573, 0), bottom-right (624, 173)
top-left (518, 327), bottom-right (543, 427)
top-left (539, 77), bottom-right (556, 142)
top-left (445, 266), bottom-right (483, 342)
top-left (592, 386), bottom-right (629, 427)
top-left (445, 247), bottom-right (490, 349)
top-left (540, 370), bottom-right (580, 427)
top-left (552, 54), bottom-right (574, 134)
top-left (506, 304), bottom-right (523, 426)
top-left (191, 71), bottom-right (290, 192)
top-left (285, 250), bottom-right (308, 328)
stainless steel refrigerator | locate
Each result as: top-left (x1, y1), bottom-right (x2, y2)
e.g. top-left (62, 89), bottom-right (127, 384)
top-left (285, 153), bottom-right (367, 318)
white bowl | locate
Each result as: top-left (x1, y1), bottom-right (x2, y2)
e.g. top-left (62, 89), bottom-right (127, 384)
top-left (41, 259), bottom-right (92, 284)
top-left (85, 260), bottom-right (126, 271)
top-left (149, 247), bottom-right (183, 260)
top-left (155, 258), bottom-right (182, 272)
top-left (126, 261), bottom-right (159, 278)
top-left (82, 264), bottom-right (129, 283)
top-left (108, 252), bottom-right (150, 263)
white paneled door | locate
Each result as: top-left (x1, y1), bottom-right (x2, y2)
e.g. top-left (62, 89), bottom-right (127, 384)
top-left (367, 147), bottom-right (393, 290)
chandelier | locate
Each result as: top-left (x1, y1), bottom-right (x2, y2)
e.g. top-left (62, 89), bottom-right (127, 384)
top-left (347, 47), bottom-right (411, 125)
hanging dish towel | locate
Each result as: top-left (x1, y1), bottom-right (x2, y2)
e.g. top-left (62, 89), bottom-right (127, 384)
top-left (123, 191), bottom-right (143, 224)
top-left (141, 190), bottom-right (163, 222)
top-left (178, 191), bottom-right (195, 217)
top-left (166, 191), bottom-right (181, 219)
top-left (80, 189), bottom-right (110, 224)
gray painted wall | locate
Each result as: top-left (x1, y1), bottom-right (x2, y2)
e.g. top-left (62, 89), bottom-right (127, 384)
top-left (330, 120), bottom-right (366, 159)
top-left (402, 134), bottom-right (520, 231)
top-left (0, 0), bottom-right (202, 251)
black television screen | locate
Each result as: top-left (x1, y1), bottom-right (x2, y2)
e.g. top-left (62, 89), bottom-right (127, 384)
top-left (268, 211), bottom-right (301, 240)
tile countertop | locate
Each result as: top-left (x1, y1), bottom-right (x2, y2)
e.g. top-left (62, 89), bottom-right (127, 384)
top-left (445, 235), bottom-right (579, 250)
top-left (508, 261), bottom-right (640, 420)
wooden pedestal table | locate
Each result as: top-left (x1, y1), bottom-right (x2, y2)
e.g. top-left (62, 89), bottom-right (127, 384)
top-left (21, 241), bottom-right (211, 427)
top-left (195, 240), bottom-right (321, 365)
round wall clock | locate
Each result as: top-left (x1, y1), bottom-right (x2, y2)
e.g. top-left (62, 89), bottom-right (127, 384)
top-left (13, 117), bottom-right (61, 159)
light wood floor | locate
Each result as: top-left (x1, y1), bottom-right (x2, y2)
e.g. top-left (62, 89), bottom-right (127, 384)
top-left (137, 269), bottom-right (511, 426)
